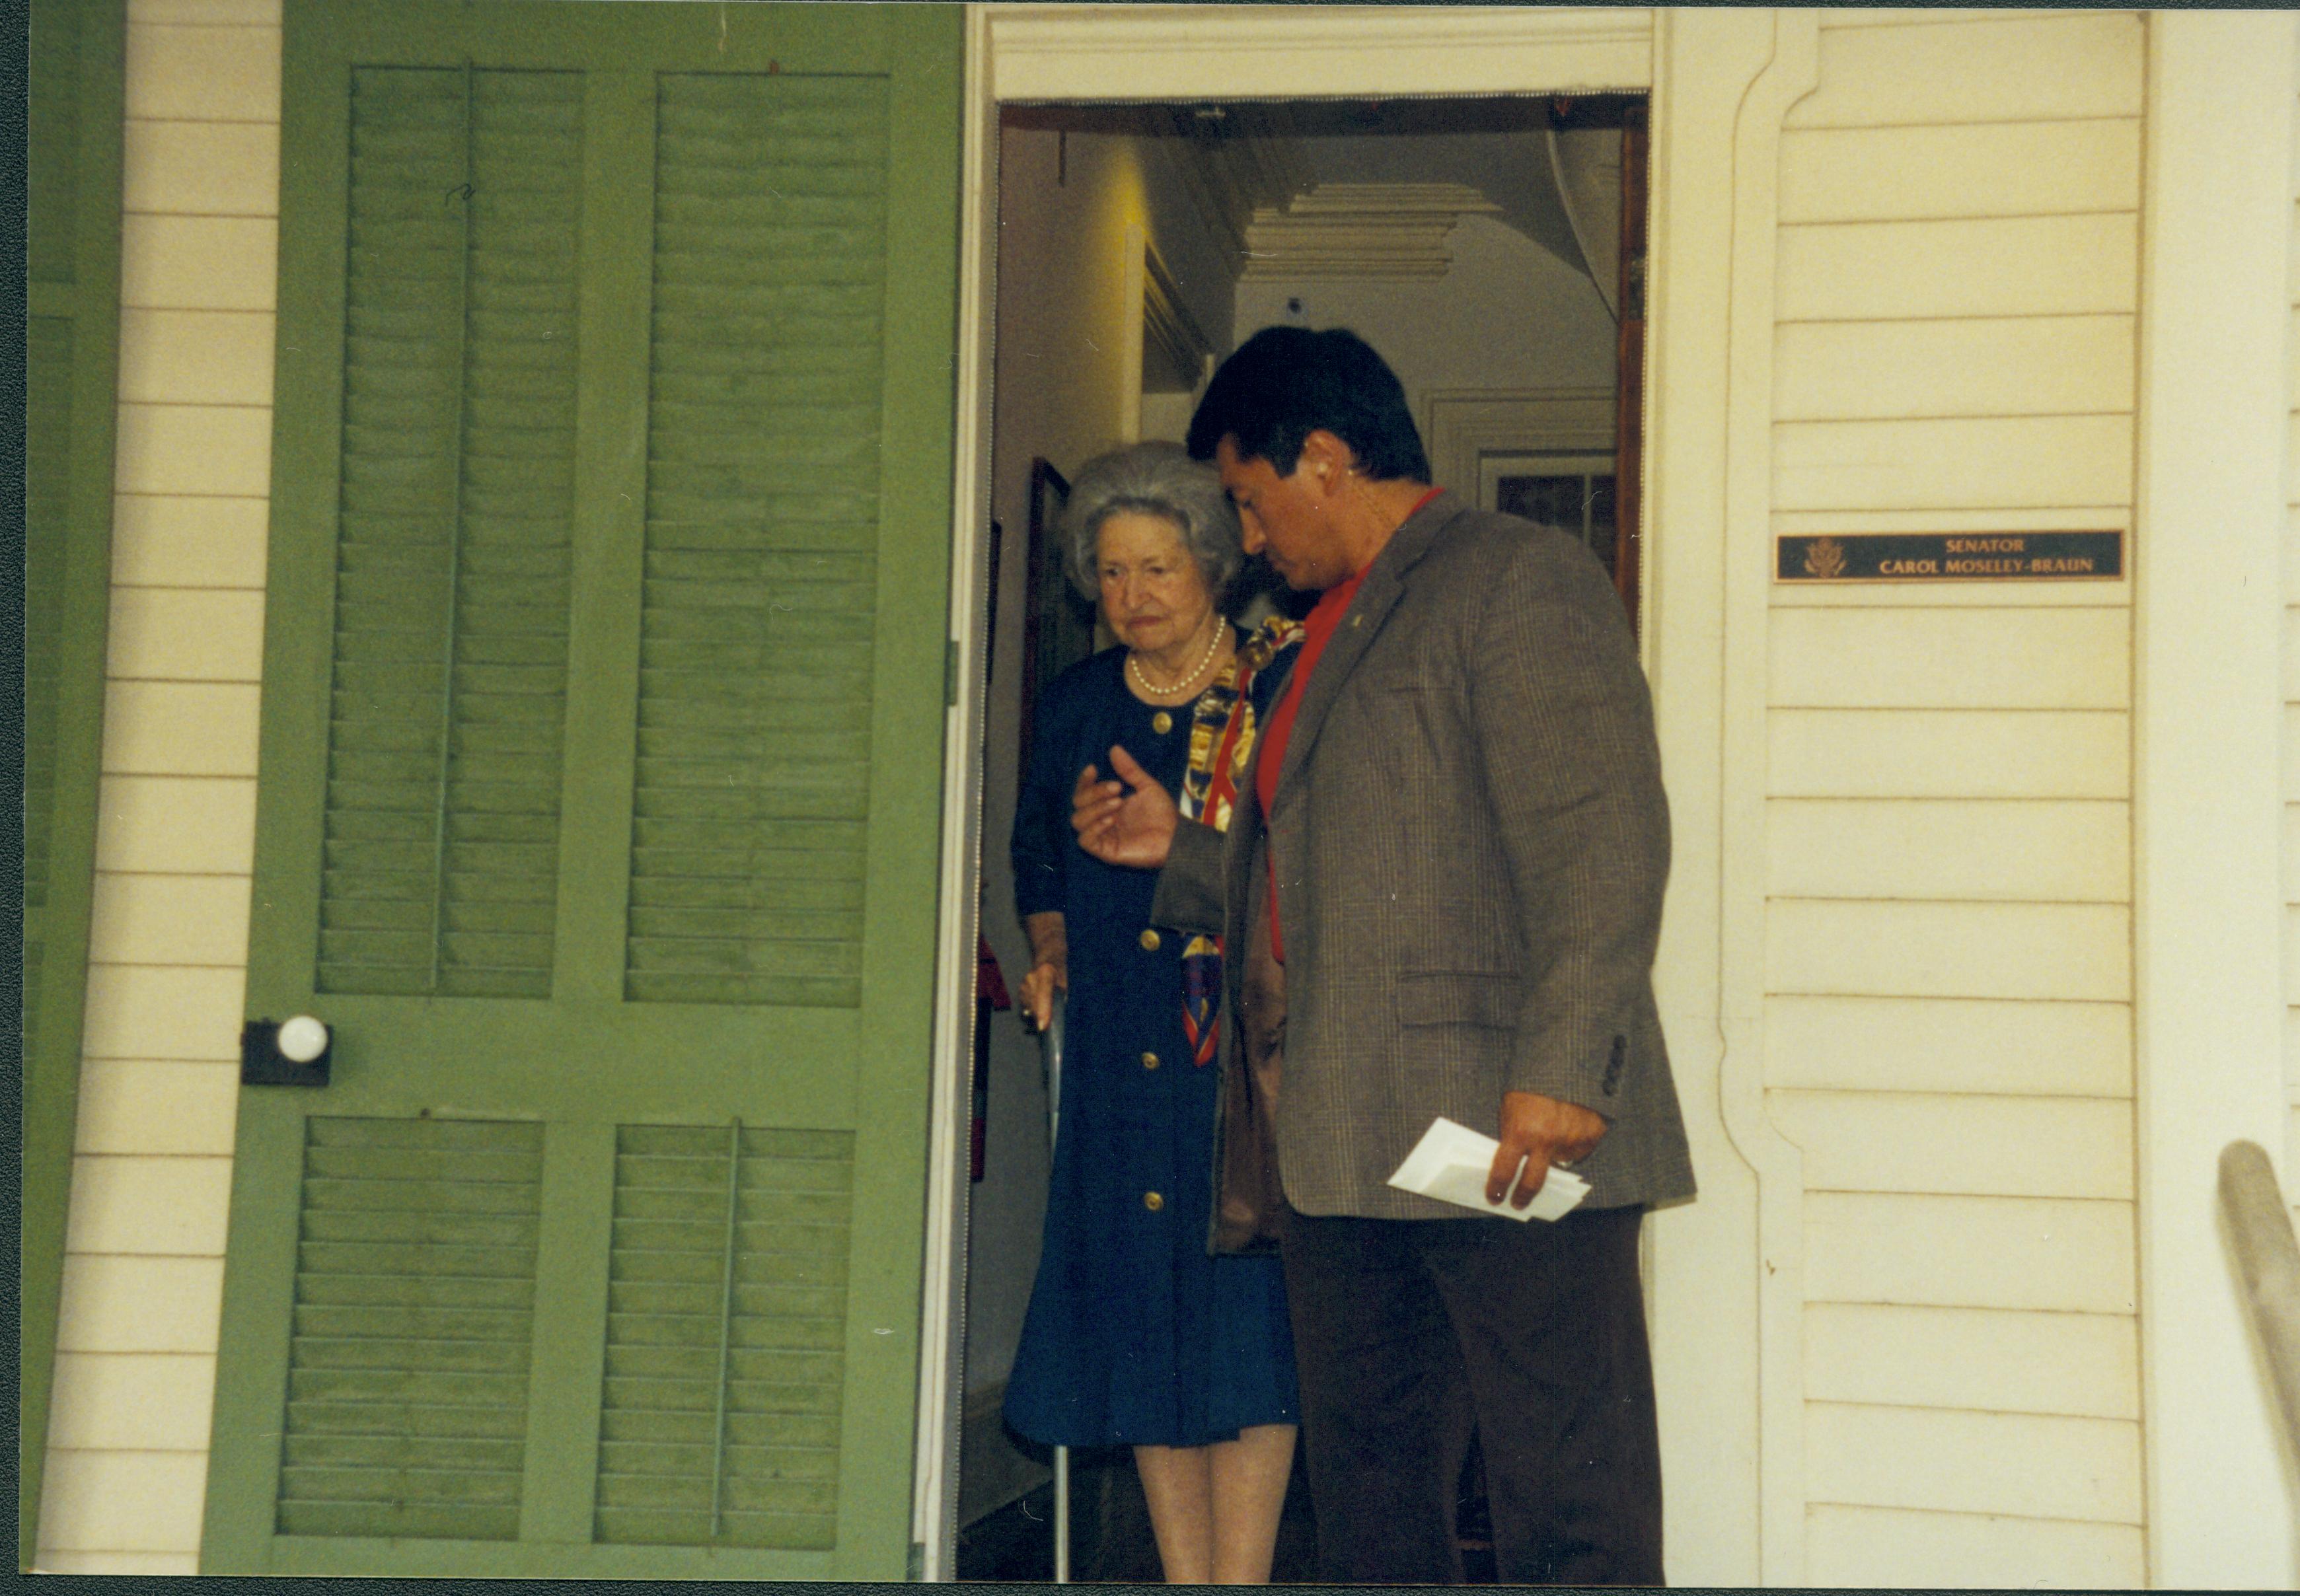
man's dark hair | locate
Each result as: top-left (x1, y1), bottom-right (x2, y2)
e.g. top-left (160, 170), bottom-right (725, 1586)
top-left (1185, 326), bottom-right (1432, 483)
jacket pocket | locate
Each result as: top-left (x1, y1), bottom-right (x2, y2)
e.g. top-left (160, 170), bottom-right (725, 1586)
top-left (1395, 969), bottom-right (1520, 1031)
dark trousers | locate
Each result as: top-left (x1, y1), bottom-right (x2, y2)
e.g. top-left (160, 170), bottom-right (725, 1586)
top-left (1280, 1203), bottom-right (1663, 1585)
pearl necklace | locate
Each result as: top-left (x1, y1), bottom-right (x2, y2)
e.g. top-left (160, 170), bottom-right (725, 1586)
top-left (1127, 617), bottom-right (1226, 698)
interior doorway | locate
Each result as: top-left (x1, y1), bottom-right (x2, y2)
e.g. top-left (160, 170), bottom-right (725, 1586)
top-left (946, 90), bottom-right (1650, 1580)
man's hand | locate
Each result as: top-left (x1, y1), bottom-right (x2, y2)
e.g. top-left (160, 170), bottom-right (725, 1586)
top-left (1486, 1090), bottom-right (1608, 1208)
top-left (1072, 744), bottom-right (1178, 868)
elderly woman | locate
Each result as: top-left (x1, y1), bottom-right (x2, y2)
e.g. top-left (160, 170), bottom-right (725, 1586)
top-left (1005, 441), bottom-right (1304, 1583)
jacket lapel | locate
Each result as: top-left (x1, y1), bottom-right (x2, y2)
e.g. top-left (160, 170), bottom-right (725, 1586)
top-left (1273, 490), bottom-right (1464, 802)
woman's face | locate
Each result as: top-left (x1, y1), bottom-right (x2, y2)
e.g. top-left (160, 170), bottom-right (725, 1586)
top-left (1095, 511), bottom-right (1215, 657)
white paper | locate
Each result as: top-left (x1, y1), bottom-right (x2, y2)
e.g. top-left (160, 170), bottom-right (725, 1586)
top-left (1386, 1116), bottom-right (1589, 1222)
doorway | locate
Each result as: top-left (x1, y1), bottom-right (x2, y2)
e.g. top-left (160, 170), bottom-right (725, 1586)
top-left (945, 91), bottom-right (1649, 1579)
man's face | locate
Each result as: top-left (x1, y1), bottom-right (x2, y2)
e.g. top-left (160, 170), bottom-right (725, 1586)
top-left (1214, 435), bottom-right (1347, 593)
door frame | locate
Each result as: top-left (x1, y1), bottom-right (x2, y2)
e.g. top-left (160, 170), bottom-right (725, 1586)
top-left (916, 7), bottom-right (1810, 1583)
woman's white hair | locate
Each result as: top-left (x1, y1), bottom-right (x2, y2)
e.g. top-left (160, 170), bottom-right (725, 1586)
top-left (1061, 441), bottom-right (1244, 608)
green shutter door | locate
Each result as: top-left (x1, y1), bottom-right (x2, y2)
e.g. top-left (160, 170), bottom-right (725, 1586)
top-left (202, 3), bottom-right (960, 1578)
top-left (22, 0), bottom-right (126, 1566)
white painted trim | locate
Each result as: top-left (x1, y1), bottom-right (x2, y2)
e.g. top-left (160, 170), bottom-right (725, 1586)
top-left (1421, 386), bottom-right (1615, 513)
top-left (1639, 11), bottom-right (1812, 1585)
top-left (924, 7), bottom-right (1767, 1583)
top-left (2132, 12), bottom-right (2300, 1585)
top-left (987, 5), bottom-right (1654, 103)
top-left (912, 6), bottom-right (1000, 1576)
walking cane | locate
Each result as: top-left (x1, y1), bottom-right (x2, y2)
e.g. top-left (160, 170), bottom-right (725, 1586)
top-left (1040, 988), bottom-right (1071, 1584)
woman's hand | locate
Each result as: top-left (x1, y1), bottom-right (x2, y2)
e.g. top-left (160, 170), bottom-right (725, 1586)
top-left (1019, 912), bottom-right (1068, 1033)
top-left (1018, 960), bottom-right (1066, 1033)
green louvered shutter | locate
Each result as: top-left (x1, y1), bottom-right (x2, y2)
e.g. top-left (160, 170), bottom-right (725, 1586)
top-left (205, 4), bottom-right (960, 1579)
top-left (22, 0), bottom-right (125, 1564)
top-left (322, 65), bottom-right (581, 1001)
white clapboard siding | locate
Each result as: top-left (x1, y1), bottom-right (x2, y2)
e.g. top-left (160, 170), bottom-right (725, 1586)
top-left (1804, 1192), bottom-right (2136, 1315)
top-left (1787, 13), bottom-right (2143, 129)
top-left (1774, 414), bottom-right (2133, 513)
top-left (1804, 1302), bottom-right (2139, 1420)
top-left (1806, 1404), bottom-right (2142, 1525)
top-left (1765, 799), bottom-right (2128, 903)
top-left (1768, 901), bottom-right (2130, 1003)
top-left (1778, 215), bottom-right (2137, 324)
top-left (1774, 317), bottom-right (2135, 423)
top-left (1806, 1504), bottom-right (2143, 1591)
top-left (1768, 709), bottom-right (2130, 799)
top-left (1770, 608), bottom-right (2131, 710)
top-left (1764, 13), bottom-right (2144, 1582)
top-left (1765, 995), bottom-right (2130, 1099)
top-left (1769, 1090), bottom-right (2133, 1201)
top-left (1779, 120), bottom-right (2139, 225)
top-left (42, 5), bottom-right (280, 1571)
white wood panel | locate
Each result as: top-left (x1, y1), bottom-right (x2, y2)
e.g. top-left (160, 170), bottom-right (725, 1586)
top-left (1804, 1192), bottom-right (2136, 1313)
top-left (77, 965), bottom-right (244, 1061)
top-left (94, 775), bottom-right (258, 875)
top-left (1806, 1402), bottom-right (2141, 1524)
top-left (61, 1157), bottom-right (233, 1255)
top-left (1769, 1089), bottom-right (2133, 1200)
top-left (1769, 900), bottom-right (2130, 1001)
top-left (2283, 704), bottom-right (2300, 793)
top-left (116, 308), bottom-right (275, 405)
top-left (46, 1354), bottom-right (219, 1450)
top-left (54, 1256), bottom-right (225, 1353)
top-left (1804, 1302), bottom-right (2139, 1420)
top-left (1808, 1503), bottom-right (2143, 1589)
top-left (1773, 414), bottom-right (2133, 513)
top-left (1787, 13), bottom-right (2143, 128)
top-left (2287, 803), bottom-right (2300, 903)
top-left (101, 680), bottom-right (260, 777)
top-left (124, 23), bottom-right (278, 122)
top-left (1765, 995), bottom-right (2130, 1098)
top-left (105, 588), bottom-right (265, 682)
top-left (1768, 709), bottom-right (2129, 799)
top-left (34, 1552), bottom-right (203, 1576)
top-left (1774, 316), bottom-right (2133, 421)
top-left (2287, 906), bottom-right (2300, 1007)
top-left (112, 495), bottom-right (268, 589)
top-left (130, 0), bottom-right (279, 23)
top-left (120, 216), bottom-right (278, 310)
top-left (1778, 215), bottom-right (2137, 322)
top-left (88, 873), bottom-right (252, 967)
top-left (1770, 608), bottom-right (2131, 710)
top-left (112, 403), bottom-right (271, 497)
top-left (1765, 799), bottom-right (2127, 903)
top-left (121, 120), bottom-right (278, 215)
top-left (74, 1062), bottom-right (239, 1157)
top-left (2285, 604), bottom-right (2300, 698)
top-left (1779, 120), bottom-right (2139, 225)
top-left (34, 1451), bottom-right (208, 1552)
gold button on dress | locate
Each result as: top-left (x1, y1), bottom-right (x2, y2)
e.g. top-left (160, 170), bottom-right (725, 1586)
top-left (1143, 1191), bottom-right (1164, 1212)
top-left (1150, 711), bottom-right (1173, 735)
top-left (1138, 928), bottom-right (1160, 952)
top-left (1141, 1051), bottom-right (1159, 1070)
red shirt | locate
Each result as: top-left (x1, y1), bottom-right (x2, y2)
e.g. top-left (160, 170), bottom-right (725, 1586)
top-left (1253, 490), bottom-right (1442, 961)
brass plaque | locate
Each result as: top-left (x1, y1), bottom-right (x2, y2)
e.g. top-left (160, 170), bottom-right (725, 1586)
top-left (1776, 531), bottom-right (2124, 583)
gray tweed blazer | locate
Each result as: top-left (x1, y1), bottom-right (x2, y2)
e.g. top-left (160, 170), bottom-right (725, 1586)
top-left (1151, 491), bottom-right (1695, 1219)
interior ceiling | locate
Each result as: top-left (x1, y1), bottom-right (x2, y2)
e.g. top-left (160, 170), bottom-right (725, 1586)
top-left (1012, 98), bottom-right (1629, 282)
top-left (1242, 101), bottom-right (1591, 272)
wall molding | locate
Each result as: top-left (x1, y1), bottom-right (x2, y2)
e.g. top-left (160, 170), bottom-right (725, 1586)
top-left (1422, 386), bottom-right (1614, 504)
top-left (1242, 182), bottom-right (1500, 281)
top-left (986, 5), bottom-right (1654, 102)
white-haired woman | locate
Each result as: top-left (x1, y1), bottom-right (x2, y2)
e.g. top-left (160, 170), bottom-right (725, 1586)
top-left (1005, 441), bottom-right (1304, 1583)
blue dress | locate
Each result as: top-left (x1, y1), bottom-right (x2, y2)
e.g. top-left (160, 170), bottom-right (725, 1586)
top-left (1002, 645), bottom-right (1300, 1449)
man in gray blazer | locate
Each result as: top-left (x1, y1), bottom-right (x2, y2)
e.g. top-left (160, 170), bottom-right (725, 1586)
top-left (1073, 327), bottom-right (1693, 1584)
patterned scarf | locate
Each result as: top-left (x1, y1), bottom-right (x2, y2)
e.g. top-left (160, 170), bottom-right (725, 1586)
top-left (1175, 617), bottom-right (1304, 1066)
